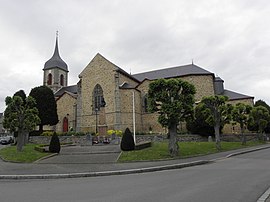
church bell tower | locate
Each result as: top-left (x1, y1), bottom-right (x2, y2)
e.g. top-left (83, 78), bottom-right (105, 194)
top-left (43, 32), bottom-right (68, 93)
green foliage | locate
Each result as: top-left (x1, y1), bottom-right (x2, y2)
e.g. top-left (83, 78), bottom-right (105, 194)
top-left (198, 95), bottom-right (232, 150)
top-left (232, 103), bottom-right (252, 144)
top-left (41, 131), bottom-right (54, 136)
top-left (148, 78), bottom-right (196, 128)
top-left (107, 129), bottom-right (123, 137)
top-left (3, 96), bottom-right (40, 132)
top-left (248, 106), bottom-right (270, 136)
top-left (120, 128), bottom-right (135, 151)
top-left (186, 104), bottom-right (215, 136)
top-left (0, 144), bottom-right (50, 163)
top-left (3, 95), bottom-right (40, 152)
top-left (14, 90), bottom-right (26, 103)
top-left (148, 78), bottom-right (196, 156)
top-left (199, 95), bottom-right (232, 127)
top-left (49, 132), bottom-right (61, 153)
top-left (255, 100), bottom-right (270, 111)
top-left (232, 103), bottom-right (252, 128)
top-left (118, 141), bottom-right (264, 162)
top-left (254, 100), bottom-right (270, 133)
top-left (29, 86), bottom-right (58, 130)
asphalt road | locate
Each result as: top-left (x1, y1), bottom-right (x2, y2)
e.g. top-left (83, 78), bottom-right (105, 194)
top-left (1, 148), bottom-right (270, 202)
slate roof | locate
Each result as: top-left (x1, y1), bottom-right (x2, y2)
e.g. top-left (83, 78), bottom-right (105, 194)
top-left (54, 85), bottom-right (77, 97)
top-left (44, 37), bottom-right (68, 72)
top-left (222, 89), bottom-right (254, 101)
top-left (119, 82), bottom-right (136, 89)
top-left (132, 64), bottom-right (213, 82)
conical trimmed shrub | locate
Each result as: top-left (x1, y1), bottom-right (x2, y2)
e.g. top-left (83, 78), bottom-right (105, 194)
top-left (49, 132), bottom-right (61, 153)
top-left (121, 128), bottom-right (135, 151)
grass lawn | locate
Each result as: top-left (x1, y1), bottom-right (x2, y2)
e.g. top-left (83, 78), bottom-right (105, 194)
top-left (118, 141), bottom-right (265, 162)
top-left (0, 144), bottom-right (51, 163)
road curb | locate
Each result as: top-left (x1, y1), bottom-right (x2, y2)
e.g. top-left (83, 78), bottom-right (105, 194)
top-left (226, 145), bottom-right (270, 158)
top-left (0, 160), bottom-right (210, 180)
top-left (1, 145), bottom-right (270, 180)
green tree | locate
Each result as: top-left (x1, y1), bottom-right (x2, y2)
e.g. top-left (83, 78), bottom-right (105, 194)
top-left (186, 104), bottom-right (215, 136)
top-left (254, 100), bottom-right (270, 111)
top-left (254, 100), bottom-right (270, 133)
top-left (14, 90), bottom-right (26, 103)
top-left (232, 103), bottom-right (252, 145)
top-left (13, 90), bottom-right (29, 144)
top-left (148, 78), bottom-right (196, 157)
top-left (29, 86), bottom-right (58, 131)
top-left (49, 132), bottom-right (61, 153)
top-left (3, 96), bottom-right (40, 152)
top-left (248, 106), bottom-right (270, 140)
top-left (120, 128), bottom-right (135, 151)
top-left (198, 95), bottom-right (232, 150)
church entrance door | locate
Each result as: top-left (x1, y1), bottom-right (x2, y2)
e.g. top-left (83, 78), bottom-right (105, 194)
top-left (63, 117), bottom-right (69, 132)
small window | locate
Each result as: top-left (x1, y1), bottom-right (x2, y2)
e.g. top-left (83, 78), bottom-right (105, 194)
top-left (144, 94), bottom-right (149, 113)
top-left (60, 74), bottom-right (64, 86)
top-left (47, 73), bottom-right (52, 85)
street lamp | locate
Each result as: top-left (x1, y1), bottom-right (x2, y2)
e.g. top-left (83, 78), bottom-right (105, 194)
top-left (95, 107), bottom-right (98, 134)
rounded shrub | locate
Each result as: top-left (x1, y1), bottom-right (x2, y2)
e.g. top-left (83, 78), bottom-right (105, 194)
top-left (49, 132), bottom-right (61, 153)
top-left (120, 128), bottom-right (135, 151)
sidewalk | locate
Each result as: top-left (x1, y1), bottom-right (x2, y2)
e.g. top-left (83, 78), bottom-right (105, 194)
top-left (0, 144), bottom-right (270, 179)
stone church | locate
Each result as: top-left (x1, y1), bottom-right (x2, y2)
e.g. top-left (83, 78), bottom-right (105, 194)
top-left (43, 37), bottom-right (254, 135)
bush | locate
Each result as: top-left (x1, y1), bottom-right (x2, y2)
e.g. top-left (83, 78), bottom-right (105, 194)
top-left (107, 130), bottom-right (123, 137)
top-left (41, 131), bottom-right (54, 136)
top-left (120, 128), bottom-right (135, 151)
top-left (49, 132), bottom-right (61, 153)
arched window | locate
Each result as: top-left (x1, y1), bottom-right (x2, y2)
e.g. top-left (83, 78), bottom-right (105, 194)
top-left (143, 94), bottom-right (149, 113)
top-left (47, 73), bottom-right (52, 85)
top-left (93, 84), bottom-right (103, 111)
top-left (60, 74), bottom-right (64, 86)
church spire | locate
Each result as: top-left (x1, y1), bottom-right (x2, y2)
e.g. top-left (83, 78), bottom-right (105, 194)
top-left (44, 32), bottom-right (68, 72)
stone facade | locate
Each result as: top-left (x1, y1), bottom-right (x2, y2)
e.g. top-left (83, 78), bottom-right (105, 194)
top-left (55, 92), bottom-right (77, 132)
top-left (50, 53), bottom-right (254, 135)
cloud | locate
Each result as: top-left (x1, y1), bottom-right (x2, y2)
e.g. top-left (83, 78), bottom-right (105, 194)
top-left (1, 0), bottom-right (270, 111)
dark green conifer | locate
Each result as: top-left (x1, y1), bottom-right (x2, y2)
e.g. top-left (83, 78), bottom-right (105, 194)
top-left (120, 128), bottom-right (135, 151)
top-left (49, 132), bottom-right (61, 153)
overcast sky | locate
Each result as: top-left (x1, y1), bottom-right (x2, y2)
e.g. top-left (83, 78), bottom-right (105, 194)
top-left (0, 0), bottom-right (270, 112)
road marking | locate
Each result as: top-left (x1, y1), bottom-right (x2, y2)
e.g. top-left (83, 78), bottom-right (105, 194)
top-left (257, 186), bottom-right (270, 202)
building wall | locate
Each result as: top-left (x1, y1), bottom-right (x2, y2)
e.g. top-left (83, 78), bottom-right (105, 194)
top-left (78, 54), bottom-right (141, 133)
top-left (55, 93), bottom-right (76, 132)
top-left (181, 75), bottom-right (215, 101)
top-left (135, 75), bottom-right (216, 133)
top-left (60, 54), bottom-right (254, 135)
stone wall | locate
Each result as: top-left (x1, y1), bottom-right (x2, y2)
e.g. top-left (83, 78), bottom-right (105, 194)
top-left (29, 134), bottom-right (207, 145)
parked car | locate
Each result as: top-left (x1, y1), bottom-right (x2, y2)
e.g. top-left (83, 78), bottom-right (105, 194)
top-left (0, 136), bottom-right (13, 145)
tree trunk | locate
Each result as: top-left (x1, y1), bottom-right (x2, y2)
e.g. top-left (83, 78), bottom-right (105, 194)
top-left (168, 124), bottom-right (179, 157)
top-left (17, 131), bottom-right (24, 152)
top-left (39, 124), bottom-right (43, 132)
top-left (23, 131), bottom-right (29, 145)
top-left (214, 125), bottom-right (221, 151)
